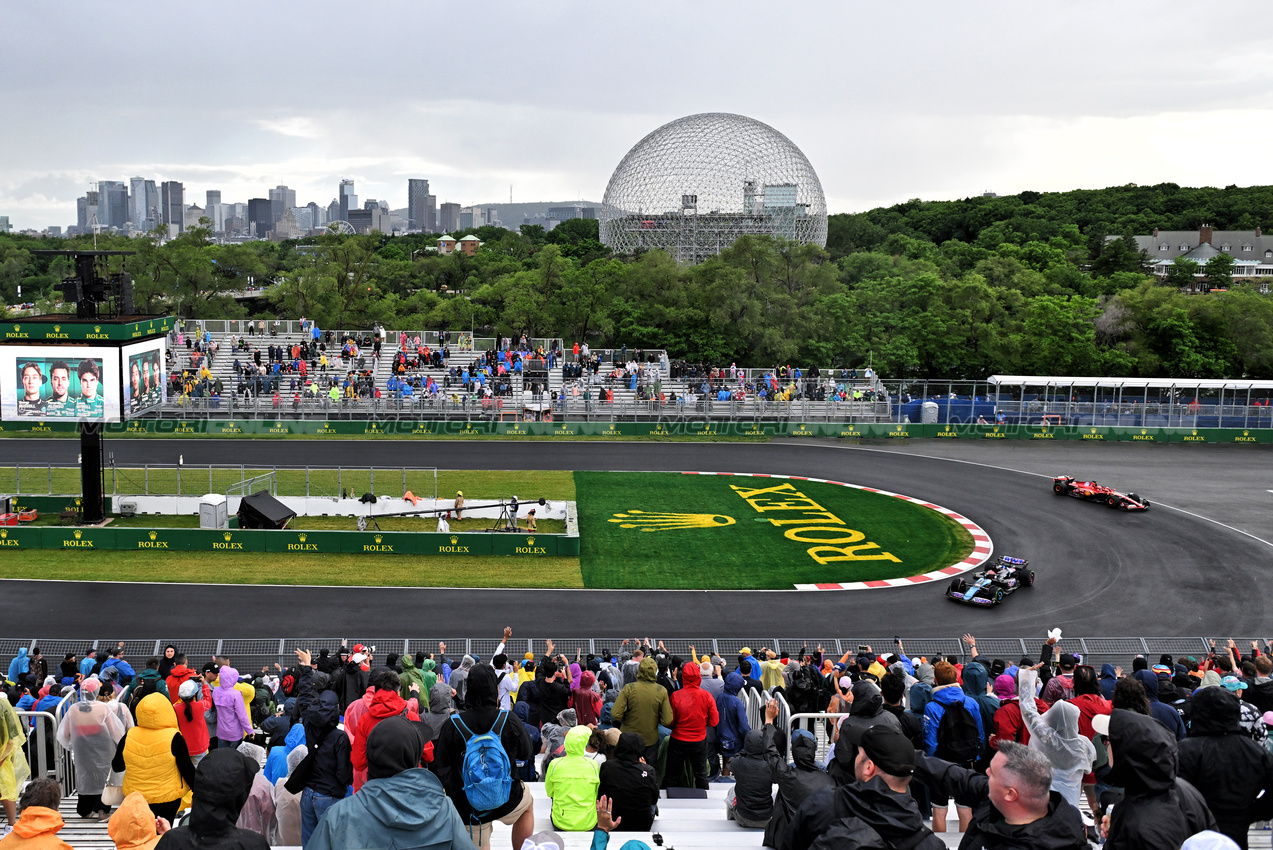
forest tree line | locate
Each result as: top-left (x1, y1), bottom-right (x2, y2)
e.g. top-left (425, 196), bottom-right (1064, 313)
top-left (2, 182), bottom-right (1272, 378)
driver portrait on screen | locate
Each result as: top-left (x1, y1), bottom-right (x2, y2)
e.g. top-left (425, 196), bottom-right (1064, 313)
top-left (45, 360), bottom-right (72, 416)
top-left (17, 362), bottom-right (46, 416)
top-left (130, 360), bottom-right (142, 411)
top-left (75, 359), bottom-right (104, 418)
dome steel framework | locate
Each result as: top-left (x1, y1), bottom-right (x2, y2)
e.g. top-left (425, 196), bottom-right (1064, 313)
top-left (600, 113), bottom-right (827, 264)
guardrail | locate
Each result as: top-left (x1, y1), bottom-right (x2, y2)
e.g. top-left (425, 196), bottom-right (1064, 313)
top-left (3, 636), bottom-right (1250, 693)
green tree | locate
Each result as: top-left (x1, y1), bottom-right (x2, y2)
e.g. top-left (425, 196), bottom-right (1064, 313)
top-left (1203, 252), bottom-right (1235, 291)
top-left (1164, 257), bottom-right (1199, 290)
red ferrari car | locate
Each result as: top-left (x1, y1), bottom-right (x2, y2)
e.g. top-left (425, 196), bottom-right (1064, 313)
top-left (1053, 475), bottom-right (1150, 510)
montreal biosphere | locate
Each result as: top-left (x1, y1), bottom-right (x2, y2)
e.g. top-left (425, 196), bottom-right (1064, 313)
top-left (599, 112), bottom-right (828, 264)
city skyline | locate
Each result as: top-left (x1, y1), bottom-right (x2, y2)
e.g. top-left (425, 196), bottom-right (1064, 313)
top-left (6, 1), bottom-right (1273, 230)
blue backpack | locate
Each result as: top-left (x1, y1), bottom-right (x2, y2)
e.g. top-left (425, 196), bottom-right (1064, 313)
top-left (450, 711), bottom-right (512, 812)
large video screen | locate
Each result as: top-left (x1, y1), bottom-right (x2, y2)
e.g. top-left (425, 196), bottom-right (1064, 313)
top-left (0, 345), bottom-right (122, 422)
top-left (121, 339), bottom-right (166, 417)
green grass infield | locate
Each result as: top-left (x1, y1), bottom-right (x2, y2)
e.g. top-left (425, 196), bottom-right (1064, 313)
top-left (575, 472), bottom-right (974, 589)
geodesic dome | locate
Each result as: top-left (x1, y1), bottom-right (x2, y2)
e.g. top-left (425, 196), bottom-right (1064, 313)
top-left (600, 113), bottom-right (827, 264)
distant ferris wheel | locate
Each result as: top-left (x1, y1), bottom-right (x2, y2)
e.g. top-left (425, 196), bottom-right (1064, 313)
top-left (326, 220), bottom-right (356, 235)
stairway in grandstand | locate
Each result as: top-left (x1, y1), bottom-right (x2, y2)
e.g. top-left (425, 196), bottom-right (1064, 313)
top-left (49, 782), bottom-right (1273, 850)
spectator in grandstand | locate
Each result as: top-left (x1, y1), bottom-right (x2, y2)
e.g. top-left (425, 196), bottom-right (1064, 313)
top-left (55, 678), bottom-right (125, 819)
top-left (1246, 654), bottom-right (1273, 714)
top-left (1131, 669), bottom-right (1186, 740)
top-left (211, 666), bottom-right (252, 750)
top-left (726, 700), bottom-right (780, 829)
top-left (828, 680), bottom-right (901, 783)
top-left (922, 661), bottom-right (985, 833)
top-left (446, 655), bottom-right (474, 709)
top-left (665, 661), bottom-right (718, 790)
top-left (1177, 686), bottom-right (1273, 849)
top-left (155, 748), bottom-right (269, 850)
top-left (597, 732), bottom-right (658, 833)
top-left (714, 671), bottom-right (749, 778)
top-left (1094, 709), bottom-right (1215, 849)
top-left (610, 654), bottom-right (673, 766)
top-left (174, 680), bottom-right (211, 769)
top-left (914, 739), bottom-right (1084, 849)
top-left (1016, 666), bottom-right (1096, 809)
top-left (164, 654), bottom-right (200, 704)
top-left (272, 744), bottom-right (306, 848)
top-left (957, 651), bottom-right (1000, 748)
top-left (286, 688), bottom-right (350, 847)
top-left (123, 657), bottom-right (171, 712)
top-left (101, 647), bottom-right (137, 687)
top-left (112, 693), bottom-right (197, 823)
top-left (545, 725), bottom-right (601, 831)
top-left (570, 670), bottom-right (601, 727)
top-left (419, 682), bottom-right (458, 743)
top-left (763, 727), bottom-right (835, 850)
top-left (782, 725), bottom-right (941, 850)
top-left (2, 778), bottom-right (70, 850)
top-left (351, 671), bottom-right (424, 793)
top-left (108, 791), bottom-right (169, 850)
top-left (433, 664), bottom-right (535, 850)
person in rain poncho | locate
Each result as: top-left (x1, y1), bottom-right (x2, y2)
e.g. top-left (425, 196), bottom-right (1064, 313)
top-left (1017, 666), bottom-right (1096, 809)
top-left (0, 691), bottom-right (31, 832)
top-left (272, 744), bottom-right (308, 848)
top-left (56, 678), bottom-right (126, 819)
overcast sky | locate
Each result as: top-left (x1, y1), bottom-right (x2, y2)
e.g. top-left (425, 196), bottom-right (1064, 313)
top-left (5, 1), bottom-right (1273, 230)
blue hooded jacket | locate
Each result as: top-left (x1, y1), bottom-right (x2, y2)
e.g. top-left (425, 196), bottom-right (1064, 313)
top-left (1099, 663), bottom-right (1118, 700)
top-left (264, 723), bottom-right (307, 784)
top-left (714, 672), bottom-right (751, 753)
top-left (960, 660), bottom-right (1000, 747)
top-left (306, 768), bottom-right (472, 850)
top-left (1133, 669), bottom-right (1186, 741)
top-left (923, 684), bottom-right (986, 756)
top-left (7, 648), bottom-right (29, 684)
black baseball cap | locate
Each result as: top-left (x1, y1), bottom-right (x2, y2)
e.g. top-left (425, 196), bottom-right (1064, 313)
top-left (1058, 653), bottom-right (1078, 669)
top-left (845, 724), bottom-right (915, 776)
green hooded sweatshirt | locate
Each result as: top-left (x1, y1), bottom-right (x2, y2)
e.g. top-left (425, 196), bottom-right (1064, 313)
top-left (545, 725), bottom-right (599, 831)
top-left (610, 656), bottom-right (673, 747)
top-left (399, 656), bottom-right (429, 709)
top-left (419, 658), bottom-right (439, 693)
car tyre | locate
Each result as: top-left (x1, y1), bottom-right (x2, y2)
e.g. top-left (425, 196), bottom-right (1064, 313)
top-left (949, 577), bottom-right (967, 595)
top-left (1054, 483), bottom-right (1068, 494)
top-left (1107, 496), bottom-right (1119, 508)
top-left (994, 589), bottom-right (1004, 604)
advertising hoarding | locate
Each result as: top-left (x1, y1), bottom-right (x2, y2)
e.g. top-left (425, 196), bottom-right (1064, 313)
top-left (0, 345), bottom-right (122, 422)
top-left (121, 338), bottom-right (166, 417)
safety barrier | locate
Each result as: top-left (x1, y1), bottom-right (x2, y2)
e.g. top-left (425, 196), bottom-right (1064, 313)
top-left (2, 419), bottom-right (1271, 442)
top-left (15, 709), bottom-right (68, 796)
top-left (0, 526), bottom-right (577, 557)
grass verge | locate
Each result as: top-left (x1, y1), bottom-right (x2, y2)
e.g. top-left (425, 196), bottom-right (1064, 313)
top-left (575, 471), bottom-right (974, 589)
top-left (2, 549), bottom-right (584, 588)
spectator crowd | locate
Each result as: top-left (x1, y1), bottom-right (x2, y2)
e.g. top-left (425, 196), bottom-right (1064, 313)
top-left (5, 629), bottom-right (1269, 850)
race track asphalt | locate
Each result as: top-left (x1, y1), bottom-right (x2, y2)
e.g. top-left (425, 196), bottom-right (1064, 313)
top-left (1, 437), bottom-right (1269, 639)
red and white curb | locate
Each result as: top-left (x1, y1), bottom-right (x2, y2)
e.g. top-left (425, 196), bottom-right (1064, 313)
top-left (681, 471), bottom-right (992, 591)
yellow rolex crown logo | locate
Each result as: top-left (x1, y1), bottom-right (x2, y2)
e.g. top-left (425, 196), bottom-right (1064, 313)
top-left (223, 532), bottom-right (232, 541)
top-left (449, 535), bottom-right (458, 545)
top-left (1090, 428), bottom-right (1096, 433)
top-left (53, 325), bottom-right (60, 332)
top-left (73, 530), bottom-right (82, 539)
top-left (1244, 430), bottom-right (1250, 436)
top-left (12, 325), bottom-right (18, 331)
top-left (1, 530), bottom-right (8, 539)
top-left (298, 533), bottom-right (307, 542)
top-left (1141, 429), bottom-right (1147, 434)
top-left (148, 531), bottom-right (157, 540)
top-left (526, 536), bottom-right (535, 545)
top-left (94, 325), bottom-right (101, 332)
top-left (1192, 430), bottom-right (1198, 435)
top-left (609, 510), bottom-right (737, 532)
top-left (374, 534), bottom-right (383, 543)
top-left (276, 422), bottom-right (282, 428)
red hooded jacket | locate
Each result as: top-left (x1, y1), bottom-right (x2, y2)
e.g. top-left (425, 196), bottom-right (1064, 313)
top-left (669, 663), bottom-right (719, 742)
top-left (165, 665), bottom-right (202, 704)
top-left (351, 689), bottom-right (426, 781)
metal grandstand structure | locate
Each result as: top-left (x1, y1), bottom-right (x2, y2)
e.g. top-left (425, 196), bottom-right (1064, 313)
top-left (599, 113), bottom-right (828, 264)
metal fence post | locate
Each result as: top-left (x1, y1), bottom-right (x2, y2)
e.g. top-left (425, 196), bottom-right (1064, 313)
top-left (338, 467), bottom-right (342, 496)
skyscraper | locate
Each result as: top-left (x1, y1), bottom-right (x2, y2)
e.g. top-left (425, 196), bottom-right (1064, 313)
top-left (130, 177), bottom-right (148, 230)
top-left (408, 179), bottom-right (430, 232)
top-left (98, 181), bottom-right (127, 229)
top-left (247, 198), bottom-right (272, 239)
top-left (269, 185), bottom-right (296, 223)
top-left (338, 179), bottom-right (356, 221)
top-left (205, 190), bottom-right (223, 232)
top-left (161, 181), bottom-right (184, 234)
top-left (145, 181), bottom-right (160, 231)
top-left (439, 202), bottom-right (461, 233)
top-left (77, 191), bottom-right (99, 231)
